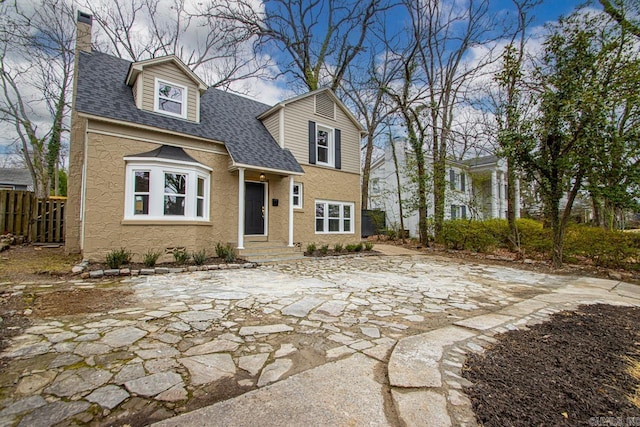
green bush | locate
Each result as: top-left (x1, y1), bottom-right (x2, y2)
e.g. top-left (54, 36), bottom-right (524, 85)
top-left (172, 248), bottom-right (190, 265)
top-left (385, 228), bottom-right (397, 240)
top-left (354, 242), bottom-right (363, 252)
top-left (143, 249), bottom-right (162, 268)
top-left (364, 241), bottom-right (374, 251)
top-left (345, 243), bottom-right (357, 252)
top-left (565, 225), bottom-right (639, 269)
top-left (513, 219), bottom-right (552, 254)
top-left (440, 220), bottom-right (498, 253)
top-left (192, 249), bottom-right (207, 266)
top-left (214, 242), bottom-right (236, 262)
top-left (106, 248), bottom-right (132, 269)
top-left (333, 243), bottom-right (343, 253)
top-left (320, 244), bottom-right (329, 254)
top-left (306, 242), bottom-right (317, 253)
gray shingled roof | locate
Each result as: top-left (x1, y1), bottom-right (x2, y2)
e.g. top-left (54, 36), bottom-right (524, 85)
top-left (0, 168), bottom-right (33, 186)
top-left (75, 51), bottom-right (303, 174)
top-left (464, 155), bottom-right (499, 167)
top-left (129, 145), bottom-right (201, 164)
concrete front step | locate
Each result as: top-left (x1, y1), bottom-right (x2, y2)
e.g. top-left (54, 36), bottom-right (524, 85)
top-left (238, 241), bottom-right (304, 263)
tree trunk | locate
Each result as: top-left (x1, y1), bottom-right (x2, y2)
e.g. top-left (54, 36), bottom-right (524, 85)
top-left (507, 158), bottom-right (518, 250)
top-left (432, 156), bottom-right (446, 240)
top-left (361, 133), bottom-right (375, 210)
top-left (390, 137), bottom-right (406, 244)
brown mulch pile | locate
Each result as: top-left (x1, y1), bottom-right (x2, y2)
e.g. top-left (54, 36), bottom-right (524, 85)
top-left (31, 287), bottom-right (136, 317)
top-left (462, 304), bottom-right (640, 426)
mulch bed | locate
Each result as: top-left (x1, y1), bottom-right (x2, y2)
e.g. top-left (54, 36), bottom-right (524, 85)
top-left (462, 304), bottom-right (640, 426)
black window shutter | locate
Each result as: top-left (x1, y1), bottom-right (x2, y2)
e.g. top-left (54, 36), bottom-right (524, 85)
top-left (461, 205), bottom-right (467, 219)
top-left (461, 174), bottom-right (466, 192)
top-left (449, 169), bottom-right (455, 190)
top-left (335, 129), bottom-right (341, 169)
top-left (309, 121), bottom-right (316, 164)
top-left (451, 205), bottom-right (456, 219)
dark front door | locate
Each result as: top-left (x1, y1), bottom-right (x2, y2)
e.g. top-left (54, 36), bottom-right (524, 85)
top-left (245, 182), bottom-right (265, 235)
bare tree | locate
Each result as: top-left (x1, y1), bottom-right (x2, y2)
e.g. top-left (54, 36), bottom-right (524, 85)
top-left (209, 0), bottom-right (389, 92)
top-left (82, 0), bottom-right (272, 89)
top-left (340, 17), bottom-right (401, 209)
top-left (384, 43), bottom-right (434, 245)
top-left (494, 0), bottom-right (539, 251)
top-left (0, 0), bottom-right (76, 197)
top-left (405, 0), bottom-right (500, 240)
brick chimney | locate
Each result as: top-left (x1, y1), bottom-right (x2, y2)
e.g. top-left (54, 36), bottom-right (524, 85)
top-left (76, 11), bottom-right (92, 53)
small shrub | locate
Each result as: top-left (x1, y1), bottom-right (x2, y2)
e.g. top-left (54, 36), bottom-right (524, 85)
top-left (320, 244), bottom-right (329, 254)
top-left (106, 248), bottom-right (132, 269)
top-left (306, 242), bottom-right (317, 253)
top-left (223, 245), bottom-right (237, 263)
top-left (143, 249), bottom-right (162, 268)
top-left (334, 243), bottom-right (343, 253)
top-left (354, 242), bottom-right (363, 252)
top-left (385, 228), bottom-right (398, 240)
top-left (364, 241), bottom-right (374, 251)
top-left (172, 248), bottom-right (190, 265)
top-left (192, 249), bottom-right (207, 266)
top-left (214, 242), bottom-right (236, 262)
top-left (345, 243), bottom-right (357, 252)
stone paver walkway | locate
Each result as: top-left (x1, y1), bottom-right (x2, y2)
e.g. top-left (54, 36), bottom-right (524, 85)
top-left (1, 254), bottom-right (638, 426)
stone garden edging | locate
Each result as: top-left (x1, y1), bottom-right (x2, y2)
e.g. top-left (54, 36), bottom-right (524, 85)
top-left (71, 261), bottom-right (257, 279)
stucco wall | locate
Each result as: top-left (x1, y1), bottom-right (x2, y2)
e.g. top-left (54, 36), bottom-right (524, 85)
top-left (65, 109), bottom-right (86, 254)
top-left (81, 127), bottom-right (238, 262)
top-left (292, 165), bottom-right (361, 246)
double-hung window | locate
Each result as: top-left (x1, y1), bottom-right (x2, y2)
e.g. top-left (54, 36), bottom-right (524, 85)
top-left (316, 125), bottom-right (334, 166)
top-left (154, 79), bottom-right (187, 119)
top-left (315, 200), bottom-right (354, 234)
top-left (292, 183), bottom-right (303, 208)
top-left (125, 158), bottom-right (210, 222)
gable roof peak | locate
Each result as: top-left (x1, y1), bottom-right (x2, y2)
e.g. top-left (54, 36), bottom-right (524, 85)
top-left (257, 87), bottom-right (366, 134)
top-left (125, 55), bottom-right (207, 92)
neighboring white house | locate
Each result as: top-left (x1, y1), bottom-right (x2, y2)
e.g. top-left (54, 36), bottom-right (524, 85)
top-left (368, 138), bottom-right (520, 237)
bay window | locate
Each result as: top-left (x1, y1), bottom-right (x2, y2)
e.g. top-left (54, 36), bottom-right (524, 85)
top-left (124, 159), bottom-right (210, 221)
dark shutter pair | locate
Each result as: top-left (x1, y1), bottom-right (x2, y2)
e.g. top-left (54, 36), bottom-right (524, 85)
top-left (448, 169), bottom-right (466, 191)
top-left (309, 121), bottom-right (341, 169)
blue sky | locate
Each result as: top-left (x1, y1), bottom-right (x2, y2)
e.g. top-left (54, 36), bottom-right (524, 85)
top-left (0, 0), bottom-right (598, 160)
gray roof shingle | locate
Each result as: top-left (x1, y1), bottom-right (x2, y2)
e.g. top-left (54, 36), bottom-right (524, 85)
top-left (0, 168), bottom-right (33, 187)
top-left (75, 51), bottom-right (303, 174)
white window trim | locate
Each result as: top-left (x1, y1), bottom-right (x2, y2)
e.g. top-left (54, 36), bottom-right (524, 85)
top-left (124, 158), bottom-right (210, 222)
top-left (315, 200), bottom-right (354, 234)
top-left (316, 124), bottom-right (335, 167)
top-left (154, 78), bottom-right (188, 119)
top-left (292, 182), bottom-right (303, 209)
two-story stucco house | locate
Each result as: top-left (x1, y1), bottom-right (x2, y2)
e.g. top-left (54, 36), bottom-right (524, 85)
top-left (66, 13), bottom-right (364, 262)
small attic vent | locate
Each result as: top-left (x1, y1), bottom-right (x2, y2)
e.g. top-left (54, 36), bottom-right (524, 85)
top-left (315, 92), bottom-right (335, 120)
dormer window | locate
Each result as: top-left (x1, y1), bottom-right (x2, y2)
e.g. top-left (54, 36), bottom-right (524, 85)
top-left (154, 79), bottom-right (187, 119)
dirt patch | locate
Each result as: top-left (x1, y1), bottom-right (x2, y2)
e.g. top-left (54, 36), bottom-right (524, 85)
top-left (31, 287), bottom-right (136, 317)
top-left (0, 291), bottom-right (31, 357)
top-left (0, 245), bottom-right (80, 282)
top-left (462, 304), bottom-right (640, 426)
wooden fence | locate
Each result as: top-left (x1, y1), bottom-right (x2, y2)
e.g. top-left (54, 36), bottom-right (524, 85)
top-left (0, 190), bottom-right (66, 243)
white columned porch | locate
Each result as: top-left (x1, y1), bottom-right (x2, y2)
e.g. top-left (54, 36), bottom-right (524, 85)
top-left (288, 176), bottom-right (294, 247)
top-left (491, 170), bottom-right (498, 218)
top-left (499, 171), bottom-right (506, 219)
top-left (237, 168), bottom-right (245, 250)
top-left (514, 177), bottom-right (521, 219)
